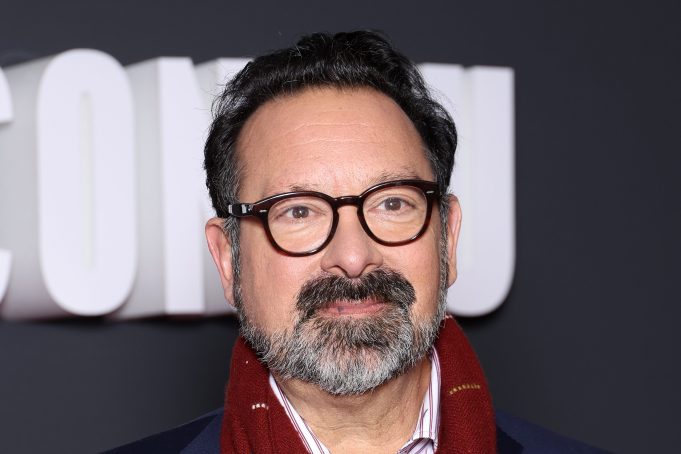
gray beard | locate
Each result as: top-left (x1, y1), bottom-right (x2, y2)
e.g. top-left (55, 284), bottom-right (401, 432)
top-left (236, 268), bottom-right (446, 396)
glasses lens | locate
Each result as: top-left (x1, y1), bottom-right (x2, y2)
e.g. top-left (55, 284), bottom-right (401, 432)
top-left (267, 196), bottom-right (333, 253)
top-left (363, 185), bottom-right (428, 243)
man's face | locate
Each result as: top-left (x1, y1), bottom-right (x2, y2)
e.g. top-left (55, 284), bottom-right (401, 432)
top-left (207, 87), bottom-right (460, 394)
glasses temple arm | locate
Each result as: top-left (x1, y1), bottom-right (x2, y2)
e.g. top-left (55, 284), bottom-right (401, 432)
top-left (227, 203), bottom-right (254, 217)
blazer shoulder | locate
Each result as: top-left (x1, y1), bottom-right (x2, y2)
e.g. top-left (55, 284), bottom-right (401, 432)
top-left (102, 408), bottom-right (223, 454)
top-left (495, 410), bottom-right (612, 453)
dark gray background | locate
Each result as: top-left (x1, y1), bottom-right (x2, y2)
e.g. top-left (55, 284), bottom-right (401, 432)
top-left (1, 1), bottom-right (680, 452)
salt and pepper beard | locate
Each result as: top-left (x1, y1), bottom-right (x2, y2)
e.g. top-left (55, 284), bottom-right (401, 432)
top-left (227, 206), bottom-right (449, 396)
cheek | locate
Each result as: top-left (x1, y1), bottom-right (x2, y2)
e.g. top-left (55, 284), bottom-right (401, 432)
top-left (389, 231), bottom-right (442, 319)
top-left (238, 223), bottom-right (311, 332)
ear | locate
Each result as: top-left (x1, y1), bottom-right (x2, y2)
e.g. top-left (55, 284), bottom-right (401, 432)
top-left (205, 217), bottom-right (236, 308)
top-left (445, 195), bottom-right (462, 287)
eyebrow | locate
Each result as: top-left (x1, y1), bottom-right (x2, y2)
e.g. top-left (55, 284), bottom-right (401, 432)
top-left (284, 168), bottom-right (428, 194)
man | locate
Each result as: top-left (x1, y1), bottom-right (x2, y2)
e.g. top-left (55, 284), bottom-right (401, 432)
top-left (109, 31), bottom-right (608, 453)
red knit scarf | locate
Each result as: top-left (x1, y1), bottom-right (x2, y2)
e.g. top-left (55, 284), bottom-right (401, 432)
top-left (220, 316), bottom-right (496, 453)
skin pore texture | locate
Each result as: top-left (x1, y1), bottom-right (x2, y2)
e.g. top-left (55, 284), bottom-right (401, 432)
top-left (206, 87), bottom-right (462, 453)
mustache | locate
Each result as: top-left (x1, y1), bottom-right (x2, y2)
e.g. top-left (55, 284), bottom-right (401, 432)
top-left (296, 268), bottom-right (416, 320)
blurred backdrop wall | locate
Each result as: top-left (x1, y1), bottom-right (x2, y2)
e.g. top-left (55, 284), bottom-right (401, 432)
top-left (0, 1), bottom-right (679, 452)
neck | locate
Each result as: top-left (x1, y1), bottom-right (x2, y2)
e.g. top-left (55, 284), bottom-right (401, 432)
top-left (273, 355), bottom-right (432, 453)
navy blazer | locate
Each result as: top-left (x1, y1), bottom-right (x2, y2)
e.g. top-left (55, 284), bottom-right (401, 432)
top-left (104, 408), bottom-right (611, 453)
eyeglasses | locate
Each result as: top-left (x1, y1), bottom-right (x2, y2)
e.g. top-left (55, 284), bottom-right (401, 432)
top-left (224, 179), bottom-right (440, 256)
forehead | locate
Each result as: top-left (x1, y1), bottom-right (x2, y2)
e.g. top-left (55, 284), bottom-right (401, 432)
top-left (236, 87), bottom-right (433, 200)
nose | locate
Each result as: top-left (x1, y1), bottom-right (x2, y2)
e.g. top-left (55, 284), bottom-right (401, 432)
top-left (319, 206), bottom-right (383, 278)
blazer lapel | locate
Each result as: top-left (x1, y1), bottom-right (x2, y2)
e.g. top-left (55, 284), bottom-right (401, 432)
top-left (497, 425), bottom-right (523, 453)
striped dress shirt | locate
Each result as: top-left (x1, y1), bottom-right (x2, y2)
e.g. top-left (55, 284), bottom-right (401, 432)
top-left (269, 350), bottom-right (441, 454)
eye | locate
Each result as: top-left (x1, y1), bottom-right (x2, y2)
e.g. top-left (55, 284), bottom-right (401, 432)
top-left (269, 197), bottom-right (331, 225)
top-left (365, 188), bottom-right (423, 220)
top-left (376, 196), bottom-right (416, 213)
top-left (380, 197), bottom-right (405, 211)
top-left (288, 206), bottom-right (310, 219)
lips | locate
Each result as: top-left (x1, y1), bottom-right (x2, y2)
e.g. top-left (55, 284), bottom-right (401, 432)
top-left (320, 297), bottom-right (388, 316)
